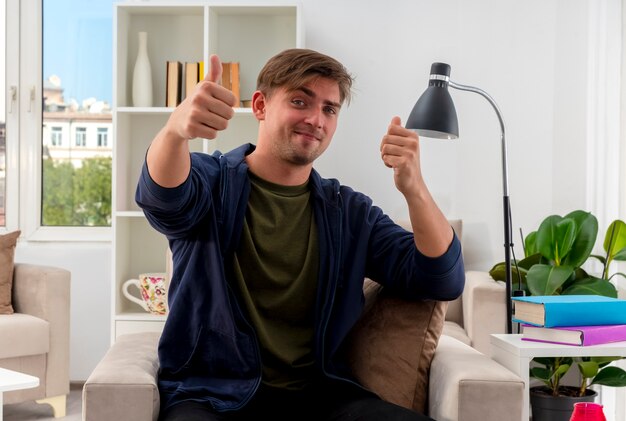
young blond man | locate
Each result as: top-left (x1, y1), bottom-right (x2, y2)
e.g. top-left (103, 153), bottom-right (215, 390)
top-left (137, 48), bottom-right (464, 421)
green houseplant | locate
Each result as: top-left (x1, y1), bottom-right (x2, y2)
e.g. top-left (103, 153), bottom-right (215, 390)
top-left (490, 210), bottom-right (626, 420)
top-left (490, 210), bottom-right (626, 298)
top-left (530, 355), bottom-right (626, 398)
top-left (528, 355), bottom-right (626, 421)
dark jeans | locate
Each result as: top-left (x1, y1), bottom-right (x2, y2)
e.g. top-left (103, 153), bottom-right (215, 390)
top-left (159, 379), bottom-right (434, 421)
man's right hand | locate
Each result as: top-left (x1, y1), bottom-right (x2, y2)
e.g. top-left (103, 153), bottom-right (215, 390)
top-left (165, 54), bottom-right (238, 142)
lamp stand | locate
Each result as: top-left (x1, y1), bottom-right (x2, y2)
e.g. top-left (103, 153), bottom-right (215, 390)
top-left (448, 81), bottom-right (514, 334)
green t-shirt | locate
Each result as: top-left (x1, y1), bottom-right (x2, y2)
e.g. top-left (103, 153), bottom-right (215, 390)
top-left (232, 172), bottom-right (319, 390)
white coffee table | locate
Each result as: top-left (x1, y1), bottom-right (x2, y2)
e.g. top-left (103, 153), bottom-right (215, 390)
top-left (0, 367), bottom-right (39, 421)
top-left (490, 333), bottom-right (626, 421)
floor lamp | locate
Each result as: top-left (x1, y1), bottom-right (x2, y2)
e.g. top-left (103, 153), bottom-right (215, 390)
top-left (405, 62), bottom-right (514, 334)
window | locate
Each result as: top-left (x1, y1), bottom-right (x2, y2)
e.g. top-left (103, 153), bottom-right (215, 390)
top-left (75, 127), bottom-right (86, 147)
top-left (1, 0), bottom-right (113, 238)
top-left (51, 126), bottom-right (62, 146)
top-left (97, 127), bottom-right (108, 147)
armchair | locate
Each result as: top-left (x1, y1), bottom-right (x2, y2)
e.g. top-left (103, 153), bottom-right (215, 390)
top-left (0, 263), bottom-right (71, 417)
top-left (83, 271), bottom-right (522, 421)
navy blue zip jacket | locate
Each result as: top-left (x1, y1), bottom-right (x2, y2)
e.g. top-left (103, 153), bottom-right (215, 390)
top-left (135, 143), bottom-right (465, 413)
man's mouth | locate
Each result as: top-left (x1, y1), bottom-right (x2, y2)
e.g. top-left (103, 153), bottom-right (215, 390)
top-left (294, 128), bottom-right (322, 141)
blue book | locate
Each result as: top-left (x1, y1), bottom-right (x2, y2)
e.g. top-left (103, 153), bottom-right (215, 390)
top-left (512, 295), bottom-right (626, 327)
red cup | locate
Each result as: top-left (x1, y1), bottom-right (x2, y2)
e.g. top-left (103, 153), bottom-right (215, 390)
top-left (570, 402), bottom-right (606, 421)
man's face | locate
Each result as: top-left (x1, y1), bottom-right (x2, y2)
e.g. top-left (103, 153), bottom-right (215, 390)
top-left (255, 77), bottom-right (341, 166)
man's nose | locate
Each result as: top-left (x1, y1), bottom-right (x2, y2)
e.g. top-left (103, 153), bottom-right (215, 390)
top-left (304, 107), bottom-right (324, 128)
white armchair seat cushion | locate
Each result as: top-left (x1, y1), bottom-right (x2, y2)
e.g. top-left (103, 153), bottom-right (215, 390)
top-left (0, 313), bottom-right (50, 359)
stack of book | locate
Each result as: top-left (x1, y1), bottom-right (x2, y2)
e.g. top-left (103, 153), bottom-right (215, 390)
top-left (165, 60), bottom-right (239, 108)
top-left (512, 295), bottom-right (626, 346)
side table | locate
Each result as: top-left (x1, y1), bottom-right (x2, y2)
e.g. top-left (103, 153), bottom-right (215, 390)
top-left (490, 333), bottom-right (626, 421)
top-left (0, 367), bottom-right (39, 421)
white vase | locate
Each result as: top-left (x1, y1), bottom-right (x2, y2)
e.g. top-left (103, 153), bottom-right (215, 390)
top-left (132, 31), bottom-right (153, 107)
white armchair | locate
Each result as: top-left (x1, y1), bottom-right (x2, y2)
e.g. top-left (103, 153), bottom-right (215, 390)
top-left (83, 271), bottom-right (522, 421)
top-left (0, 263), bottom-right (71, 417)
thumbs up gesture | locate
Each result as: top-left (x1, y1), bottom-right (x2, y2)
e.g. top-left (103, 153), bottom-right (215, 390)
top-left (166, 54), bottom-right (238, 141)
top-left (380, 116), bottom-right (424, 197)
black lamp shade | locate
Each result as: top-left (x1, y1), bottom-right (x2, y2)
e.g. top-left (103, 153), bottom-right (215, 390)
top-left (406, 63), bottom-right (459, 139)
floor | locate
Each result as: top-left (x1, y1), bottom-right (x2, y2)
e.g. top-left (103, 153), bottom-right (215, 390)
top-left (3, 382), bottom-right (82, 421)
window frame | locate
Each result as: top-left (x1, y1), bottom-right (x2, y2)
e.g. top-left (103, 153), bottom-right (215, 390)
top-left (15, 0), bottom-right (110, 241)
top-left (0, 0), bottom-right (20, 234)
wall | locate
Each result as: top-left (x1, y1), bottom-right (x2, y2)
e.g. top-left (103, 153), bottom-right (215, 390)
top-left (13, 0), bottom-right (606, 381)
top-left (309, 0), bottom-right (594, 270)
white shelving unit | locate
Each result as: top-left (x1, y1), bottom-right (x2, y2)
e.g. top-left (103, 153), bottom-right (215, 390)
top-left (111, 2), bottom-right (303, 342)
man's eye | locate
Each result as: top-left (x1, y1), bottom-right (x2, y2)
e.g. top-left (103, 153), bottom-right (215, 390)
top-left (292, 99), bottom-right (305, 106)
top-left (325, 106), bottom-right (337, 115)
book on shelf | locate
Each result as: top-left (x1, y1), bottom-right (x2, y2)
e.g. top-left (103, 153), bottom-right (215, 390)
top-left (521, 324), bottom-right (626, 346)
top-left (221, 62), bottom-right (240, 106)
top-left (512, 295), bottom-right (626, 327)
top-left (166, 61), bottom-right (183, 107)
top-left (184, 61), bottom-right (201, 99)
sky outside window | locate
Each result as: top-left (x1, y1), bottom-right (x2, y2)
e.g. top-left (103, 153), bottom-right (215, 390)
top-left (44, 0), bottom-right (112, 105)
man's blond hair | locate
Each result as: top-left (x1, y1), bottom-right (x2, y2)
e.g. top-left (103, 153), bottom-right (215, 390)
top-left (256, 48), bottom-right (354, 105)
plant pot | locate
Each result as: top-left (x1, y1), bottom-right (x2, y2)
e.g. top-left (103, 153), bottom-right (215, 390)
top-left (530, 386), bottom-right (597, 421)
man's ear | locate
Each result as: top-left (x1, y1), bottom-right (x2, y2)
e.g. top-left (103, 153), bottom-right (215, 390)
top-left (252, 90), bottom-right (266, 121)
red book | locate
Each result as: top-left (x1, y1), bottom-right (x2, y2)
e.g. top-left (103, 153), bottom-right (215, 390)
top-left (521, 324), bottom-right (626, 346)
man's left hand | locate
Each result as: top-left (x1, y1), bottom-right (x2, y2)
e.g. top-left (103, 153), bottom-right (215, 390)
top-left (380, 116), bottom-right (424, 196)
